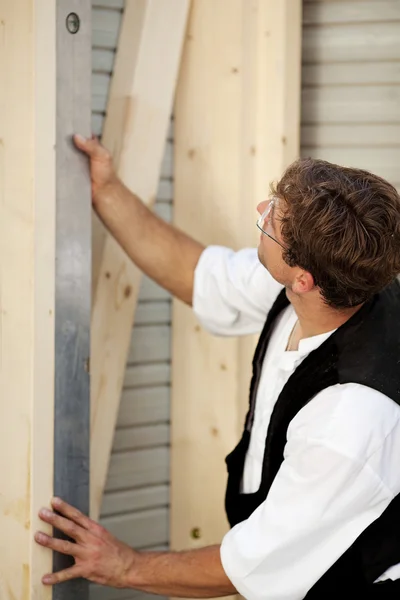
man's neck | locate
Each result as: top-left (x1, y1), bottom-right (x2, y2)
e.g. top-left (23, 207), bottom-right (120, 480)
top-left (287, 288), bottom-right (364, 341)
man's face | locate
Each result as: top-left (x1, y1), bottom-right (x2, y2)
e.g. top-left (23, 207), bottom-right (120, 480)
top-left (257, 199), bottom-right (294, 288)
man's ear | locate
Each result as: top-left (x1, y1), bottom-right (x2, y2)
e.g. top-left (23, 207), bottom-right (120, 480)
top-left (291, 270), bottom-right (315, 295)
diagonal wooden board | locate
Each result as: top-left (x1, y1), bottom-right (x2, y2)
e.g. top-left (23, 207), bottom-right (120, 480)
top-left (91, 0), bottom-right (190, 520)
top-left (171, 0), bottom-right (302, 580)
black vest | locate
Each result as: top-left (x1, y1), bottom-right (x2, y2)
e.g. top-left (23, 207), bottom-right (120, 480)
top-left (225, 280), bottom-right (400, 599)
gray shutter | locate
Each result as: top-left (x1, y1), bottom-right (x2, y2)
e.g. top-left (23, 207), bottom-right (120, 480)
top-left (301, 0), bottom-right (400, 188)
top-left (91, 2), bottom-right (172, 598)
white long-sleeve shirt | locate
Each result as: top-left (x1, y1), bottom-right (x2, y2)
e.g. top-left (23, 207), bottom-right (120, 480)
top-left (192, 246), bottom-right (400, 600)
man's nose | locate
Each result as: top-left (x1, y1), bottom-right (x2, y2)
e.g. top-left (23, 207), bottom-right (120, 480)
top-left (257, 200), bottom-right (268, 215)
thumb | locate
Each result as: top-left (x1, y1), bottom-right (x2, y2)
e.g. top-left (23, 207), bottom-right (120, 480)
top-left (73, 134), bottom-right (110, 160)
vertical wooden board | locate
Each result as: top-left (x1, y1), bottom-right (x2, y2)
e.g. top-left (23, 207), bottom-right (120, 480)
top-left (90, 0), bottom-right (190, 521)
top-left (0, 1), bottom-right (55, 598)
top-left (172, 0), bottom-right (302, 562)
top-left (172, 0), bottom-right (244, 555)
top-left (54, 2), bottom-right (91, 600)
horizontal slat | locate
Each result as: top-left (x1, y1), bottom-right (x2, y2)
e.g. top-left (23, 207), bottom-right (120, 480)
top-left (93, 48), bottom-right (116, 72)
top-left (91, 112), bottom-right (104, 136)
top-left (302, 62), bottom-right (400, 86)
top-left (139, 276), bottom-right (171, 301)
top-left (134, 300), bottom-right (172, 326)
top-left (301, 85), bottom-right (400, 123)
top-left (302, 22), bottom-right (400, 63)
top-left (160, 140), bottom-right (173, 178)
top-left (101, 485), bottom-right (169, 517)
top-left (301, 124), bottom-right (400, 147)
top-left (105, 448), bottom-right (169, 491)
top-left (101, 507), bottom-right (168, 548)
top-left (300, 146), bottom-right (400, 183)
top-left (93, 73), bottom-right (111, 112)
top-left (93, 7), bottom-right (123, 49)
top-left (93, 0), bottom-right (124, 9)
top-left (156, 178), bottom-right (173, 202)
top-left (123, 363), bottom-right (171, 388)
top-left (113, 423), bottom-right (170, 452)
top-left (118, 386), bottom-right (170, 427)
top-left (91, 583), bottom-right (166, 600)
top-left (155, 201), bottom-right (172, 222)
top-left (303, 1), bottom-right (400, 25)
top-left (128, 325), bottom-right (171, 364)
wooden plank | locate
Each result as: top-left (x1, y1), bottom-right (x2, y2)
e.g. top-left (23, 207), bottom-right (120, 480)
top-left (123, 363), bottom-right (171, 388)
top-left (113, 423), bottom-right (170, 452)
top-left (90, 0), bottom-right (190, 521)
top-left (0, 1), bottom-right (55, 597)
top-left (302, 85), bottom-right (400, 123)
top-left (302, 22), bottom-right (400, 63)
top-left (101, 484), bottom-right (169, 517)
top-left (301, 123), bottom-right (400, 147)
top-left (105, 448), bottom-right (169, 492)
top-left (118, 387), bottom-right (170, 427)
top-left (172, 0), bottom-right (301, 561)
top-left (303, 1), bottom-right (400, 25)
top-left (101, 508), bottom-right (168, 548)
top-left (302, 62), bottom-right (400, 86)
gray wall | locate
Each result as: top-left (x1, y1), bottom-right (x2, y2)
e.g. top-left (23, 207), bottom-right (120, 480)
top-left (301, 0), bottom-right (400, 189)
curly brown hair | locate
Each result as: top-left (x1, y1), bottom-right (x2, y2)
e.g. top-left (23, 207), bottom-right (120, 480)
top-left (272, 158), bottom-right (400, 309)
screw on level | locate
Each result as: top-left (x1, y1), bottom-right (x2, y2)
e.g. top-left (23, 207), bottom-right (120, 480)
top-left (190, 527), bottom-right (201, 540)
top-left (66, 12), bottom-right (80, 34)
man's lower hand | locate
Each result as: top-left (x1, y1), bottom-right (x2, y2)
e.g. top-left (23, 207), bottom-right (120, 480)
top-left (35, 497), bottom-right (137, 587)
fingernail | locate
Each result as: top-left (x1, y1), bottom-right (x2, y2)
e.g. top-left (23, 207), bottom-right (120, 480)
top-left (42, 576), bottom-right (52, 585)
top-left (40, 508), bottom-right (52, 517)
top-left (74, 134), bottom-right (86, 143)
top-left (35, 532), bottom-right (46, 542)
top-left (52, 497), bottom-right (61, 506)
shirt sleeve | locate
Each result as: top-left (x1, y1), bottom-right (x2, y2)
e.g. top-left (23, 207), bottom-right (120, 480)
top-left (220, 384), bottom-right (400, 600)
top-left (193, 246), bottom-right (284, 336)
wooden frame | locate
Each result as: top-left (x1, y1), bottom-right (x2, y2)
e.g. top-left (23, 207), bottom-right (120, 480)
top-left (90, 0), bottom-right (190, 520)
top-left (172, 0), bottom-right (302, 557)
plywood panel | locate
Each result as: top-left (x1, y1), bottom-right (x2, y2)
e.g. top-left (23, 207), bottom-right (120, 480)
top-left (118, 387), bottom-right (170, 427)
top-left (101, 485), bottom-right (169, 517)
top-left (105, 448), bottom-right (169, 491)
top-left (303, 22), bottom-right (400, 63)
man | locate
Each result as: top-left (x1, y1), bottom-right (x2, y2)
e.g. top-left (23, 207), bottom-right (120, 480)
top-left (36, 134), bottom-right (400, 599)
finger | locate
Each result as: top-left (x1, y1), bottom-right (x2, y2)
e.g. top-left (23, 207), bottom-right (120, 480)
top-left (42, 566), bottom-right (82, 586)
top-left (51, 497), bottom-right (95, 532)
top-left (73, 134), bottom-right (109, 159)
top-left (39, 508), bottom-right (85, 542)
top-left (34, 531), bottom-right (83, 558)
